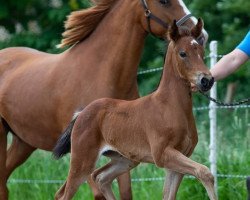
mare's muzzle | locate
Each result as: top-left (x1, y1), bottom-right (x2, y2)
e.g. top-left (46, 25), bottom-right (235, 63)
top-left (197, 74), bottom-right (214, 92)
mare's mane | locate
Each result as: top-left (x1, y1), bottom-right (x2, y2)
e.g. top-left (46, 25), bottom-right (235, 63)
top-left (58, 0), bottom-right (117, 48)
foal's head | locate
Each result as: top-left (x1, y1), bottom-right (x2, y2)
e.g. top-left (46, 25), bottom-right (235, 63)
top-left (166, 19), bottom-right (214, 92)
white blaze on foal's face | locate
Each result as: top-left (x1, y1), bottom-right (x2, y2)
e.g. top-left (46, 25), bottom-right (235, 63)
top-left (190, 39), bottom-right (202, 59)
top-left (191, 39), bottom-right (198, 46)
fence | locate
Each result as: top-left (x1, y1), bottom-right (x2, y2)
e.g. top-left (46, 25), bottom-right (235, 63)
top-left (208, 41), bottom-right (250, 197)
top-left (8, 41), bottom-right (250, 198)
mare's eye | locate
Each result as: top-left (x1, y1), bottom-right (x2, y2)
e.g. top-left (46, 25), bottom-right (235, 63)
top-left (179, 51), bottom-right (187, 58)
top-left (159, 0), bottom-right (169, 5)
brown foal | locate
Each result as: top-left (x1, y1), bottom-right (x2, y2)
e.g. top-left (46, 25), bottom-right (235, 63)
top-left (53, 19), bottom-right (216, 200)
top-left (0, 0), bottom-right (208, 199)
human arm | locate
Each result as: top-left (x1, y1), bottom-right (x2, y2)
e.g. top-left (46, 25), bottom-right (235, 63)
top-left (210, 49), bottom-right (249, 81)
top-left (210, 31), bottom-right (250, 81)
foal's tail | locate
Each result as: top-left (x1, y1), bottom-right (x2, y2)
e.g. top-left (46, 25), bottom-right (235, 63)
top-left (53, 112), bottom-right (80, 159)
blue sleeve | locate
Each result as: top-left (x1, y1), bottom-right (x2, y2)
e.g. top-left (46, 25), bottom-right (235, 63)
top-left (236, 31), bottom-right (250, 57)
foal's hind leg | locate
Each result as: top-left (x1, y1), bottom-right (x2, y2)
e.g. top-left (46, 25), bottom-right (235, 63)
top-left (88, 168), bottom-right (132, 200)
top-left (5, 135), bottom-right (36, 179)
top-left (117, 172), bottom-right (132, 200)
top-left (0, 122), bottom-right (8, 199)
top-left (92, 153), bottom-right (138, 200)
top-left (55, 131), bottom-right (101, 200)
top-left (163, 170), bottom-right (184, 200)
top-left (55, 152), bottom-right (99, 200)
top-left (87, 176), bottom-right (106, 200)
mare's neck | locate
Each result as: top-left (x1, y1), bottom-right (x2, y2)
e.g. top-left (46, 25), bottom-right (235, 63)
top-left (155, 47), bottom-right (193, 110)
top-left (66, 1), bottom-right (147, 99)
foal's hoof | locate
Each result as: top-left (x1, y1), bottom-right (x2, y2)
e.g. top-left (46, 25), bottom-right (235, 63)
top-left (94, 194), bottom-right (106, 200)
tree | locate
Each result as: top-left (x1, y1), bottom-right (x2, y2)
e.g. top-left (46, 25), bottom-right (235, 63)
top-left (0, 0), bottom-right (91, 52)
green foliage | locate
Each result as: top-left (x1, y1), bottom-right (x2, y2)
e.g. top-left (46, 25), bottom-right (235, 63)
top-left (0, 0), bottom-right (91, 52)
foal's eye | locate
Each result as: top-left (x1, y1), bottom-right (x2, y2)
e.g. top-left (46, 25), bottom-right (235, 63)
top-left (179, 51), bottom-right (187, 58)
top-left (159, 0), bottom-right (169, 6)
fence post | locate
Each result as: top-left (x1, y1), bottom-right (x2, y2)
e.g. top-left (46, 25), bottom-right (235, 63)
top-left (247, 177), bottom-right (250, 200)
top-left (209, 41), bottom-right (218, 195)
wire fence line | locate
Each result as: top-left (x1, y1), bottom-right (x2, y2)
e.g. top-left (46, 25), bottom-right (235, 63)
top-left (8, 173), bottom-right (250, 185)
top-left (193, 104), bottom-right (250, 111)
top-left (138, 67), bottom-right (163, 75)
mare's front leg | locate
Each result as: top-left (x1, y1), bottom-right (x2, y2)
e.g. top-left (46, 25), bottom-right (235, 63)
top-left (6, 135), bottom-right (36, 179)
top-left (0, 120), bottom-right (8, 199)
top-left (158, 148), bottom-right (217, 200)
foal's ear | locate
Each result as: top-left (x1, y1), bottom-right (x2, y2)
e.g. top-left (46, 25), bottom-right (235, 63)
top-left (168, 20), bottom-right (180, 42)
top-left (191, 18), bottom-right (203, 39)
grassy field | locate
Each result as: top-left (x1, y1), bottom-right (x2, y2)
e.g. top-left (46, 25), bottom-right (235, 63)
top-left (7, 108), bottom-right (250, 200)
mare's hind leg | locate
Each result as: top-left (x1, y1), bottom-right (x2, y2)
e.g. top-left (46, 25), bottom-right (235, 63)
top-left (92, 152), bottom-right (138, 200)
top-left (0, 121), bottom-right (8, 199)
top-left (5, 135), bottom-right (36, 179)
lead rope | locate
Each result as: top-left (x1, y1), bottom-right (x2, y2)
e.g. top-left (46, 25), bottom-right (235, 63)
top-left (199, 90), bottom-right (250, 106)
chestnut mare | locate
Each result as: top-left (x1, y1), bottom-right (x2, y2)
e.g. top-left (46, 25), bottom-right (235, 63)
top-left (0, 0), bottom-right (207, 199)
top-left (53, 19), bottom-right (216, 200)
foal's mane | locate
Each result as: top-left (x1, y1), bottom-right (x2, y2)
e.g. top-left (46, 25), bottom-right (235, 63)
top-left (58, 0), bottom-right (117, 48)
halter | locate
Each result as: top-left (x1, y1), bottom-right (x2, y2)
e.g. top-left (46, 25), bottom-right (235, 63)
top-left (141, 0), bottom-right (192, 36)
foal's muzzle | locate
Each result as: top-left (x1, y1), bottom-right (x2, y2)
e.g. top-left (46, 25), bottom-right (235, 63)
top-left (197, 74), bottom-right (214, 92)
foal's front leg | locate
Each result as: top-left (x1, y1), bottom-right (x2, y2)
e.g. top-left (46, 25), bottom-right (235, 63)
top-left (163, 146), bottom-right (195, 200)
top-left (159, 148), bottom-right (217, 200)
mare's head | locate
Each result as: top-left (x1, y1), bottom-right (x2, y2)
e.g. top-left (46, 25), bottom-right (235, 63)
top-left (166, 19), bottom-right (214, 92)
top-left (138, 0), bottom-right (208, 45)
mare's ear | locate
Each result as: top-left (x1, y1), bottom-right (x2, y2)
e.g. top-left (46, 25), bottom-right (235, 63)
top-left (168, 20), bottom-right (180, 42)
top-left (191, 18), bottom-right (203, 39)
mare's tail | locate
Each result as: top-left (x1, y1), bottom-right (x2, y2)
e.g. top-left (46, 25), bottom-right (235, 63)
top-left (53, 114), bottom-right (79, 159)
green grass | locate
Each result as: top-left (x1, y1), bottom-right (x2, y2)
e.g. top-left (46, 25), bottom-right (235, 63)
top-left (7, 108), bottom-right (250, 200)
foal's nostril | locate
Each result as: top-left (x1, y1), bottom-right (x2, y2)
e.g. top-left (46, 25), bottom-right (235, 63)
top-left (201, 77), bottom-right (210, 87)
top-left (209, 77), bottom-right (214, 87)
